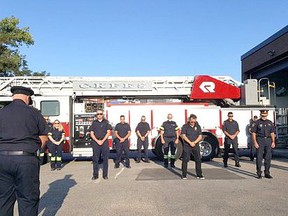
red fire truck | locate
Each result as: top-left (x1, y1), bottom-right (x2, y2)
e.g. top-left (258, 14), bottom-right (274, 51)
top-left (0, 75), bottom-right (275, 161)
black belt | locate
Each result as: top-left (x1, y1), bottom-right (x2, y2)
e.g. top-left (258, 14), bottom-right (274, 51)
top-left (257, 136), bottom-right (271, 139)
top-left (0, 151), bottom-right (37, 156)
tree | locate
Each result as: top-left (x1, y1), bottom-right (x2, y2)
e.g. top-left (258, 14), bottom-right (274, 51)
top-left (0, 16), bottom-right (43, 76)
top-left (20, 59), bottom-right (50, 76)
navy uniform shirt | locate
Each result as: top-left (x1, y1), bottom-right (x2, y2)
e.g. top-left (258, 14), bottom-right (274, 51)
top-left (135, 122), bottom-right (151, 136)
top-left (48, 128), bottom-right (65, 142)
top-left (115, 122), bottom-right (131, 138)
top-left (222, 119), bottom-right (239, 139)
top-left (89, 119), bottom-right (112, 140)
top-left (251, 118), bottom-right (275, 138)
top-left (181, 122), bottom-right (202, 146)
top-left (0, 99), bottom-right (48, 153)
top-left (160, 120), bottom-right (179, 138)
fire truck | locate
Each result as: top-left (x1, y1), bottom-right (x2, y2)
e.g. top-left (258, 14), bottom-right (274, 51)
top-left (0, 75), bottom-right (276, 161)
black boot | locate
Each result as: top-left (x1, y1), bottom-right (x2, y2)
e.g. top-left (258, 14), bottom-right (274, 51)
top-left (164, 159), bottom-right (168, 168)
top-left (170, 159), bottom-right (175, 168)
top-left (235, 161), bottom-right (241, 167)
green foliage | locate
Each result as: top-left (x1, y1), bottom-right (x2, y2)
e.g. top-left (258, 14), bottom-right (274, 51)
top-left (0, 16), bottom-right (46, 77)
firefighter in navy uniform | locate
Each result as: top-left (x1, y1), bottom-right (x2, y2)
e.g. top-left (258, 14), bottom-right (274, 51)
top-left (0, 86), bottom-right (48, 216)
top-left (222, 112), bottom-right (241, 167)
top-left (160, 113), bottom-right (180, 168)
top-left (252, 110), bottom-right (275, 179)
top-left (181, 114), bottom-right (204, 180)
top-left (89, 109), bottom-right (112, 180)
top-left (135, 115), bottom-right (151, 163)
top-left (248, 115), bottom-right (258, 161)
top-left (48, 120), bottom-right (65, 171)
top-left (39, 116), bottom-right (52, 165)
top-left (114, 115), bottom-right (132, 168)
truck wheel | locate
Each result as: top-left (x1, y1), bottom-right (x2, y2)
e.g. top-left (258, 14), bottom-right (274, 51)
top-left (200, 132), bottom-right (219, 161)
top-left (152, 136), bottom-right (164, 161)
top-left (152, 136), bottom-right (183, 161)
top-left (175, 140), bottom-right (183, 160)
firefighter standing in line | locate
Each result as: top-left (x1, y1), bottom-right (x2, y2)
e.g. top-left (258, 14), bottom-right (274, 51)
top-left (181, 114), bottom-right (205, 180)
top-left (114, 115), bottom-right (131, 168)
top-left (48, 120), bottom-right (65, 171)
top-left (222, 112), bottom-right (241, 167)
top-left (135, 115), bottom-right (151, 163)
top-left (160, 113), bottom-right (180, 168)
top-left (89, 109), bottom-right (112, 180)
top-left (248, 115), bottom-right (258, 161)
top-left (0, 86), bottom-right (48, 216)
top-left (252, 110), bottom-right (275, 179)
top-left (39, 116), bottom-right (53, 165)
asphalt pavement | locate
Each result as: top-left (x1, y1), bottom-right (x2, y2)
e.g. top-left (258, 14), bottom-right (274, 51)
top-left (13, 149), bottom-right (288, 216)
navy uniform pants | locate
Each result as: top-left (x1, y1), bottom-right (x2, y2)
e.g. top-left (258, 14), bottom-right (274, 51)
top-left (137, 137), bottom-right (149, 161)
top-left (115, 139), bottom-right (130, 167)
top-left (256, 137), bottom-right (272, 175)
top-left (163, 137), bottom-right (176, 165)
top-left (223, 137), bottom-right (239, 164)
top-left (50, 143), bottom-right (63, 169)
top-left (92, 141), bottom-right (109, 178)
top-left (182, 144), bottom-right (202, 177)
top-left (0, 155), bottom-right (40, 216)
top-left (248, 136), bottom-right (256, 160)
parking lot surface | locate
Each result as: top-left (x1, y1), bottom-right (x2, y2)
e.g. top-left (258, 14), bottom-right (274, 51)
top-left (14, 151), bottom-right (288, 216)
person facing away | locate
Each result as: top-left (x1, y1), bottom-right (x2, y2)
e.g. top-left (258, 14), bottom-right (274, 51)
top-left (114, 115), bottom-right (131, 168)
top-left (135, 115), bottom-right (151, 163)
top-left (222, 112), bottom-right (241, 168)
top-left (181, 114), bottom-right (204, 180)
top-left (0, 86), bottom-right (48, 216)
top-left (48, 119), bottom-right (65, 171)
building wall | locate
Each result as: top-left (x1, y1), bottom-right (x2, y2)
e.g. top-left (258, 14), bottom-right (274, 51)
top-left (241, 25), bottom-right (288, 81)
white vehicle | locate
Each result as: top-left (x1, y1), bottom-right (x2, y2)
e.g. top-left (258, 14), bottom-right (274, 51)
top-left (0, 75), bottom-right (275, 161)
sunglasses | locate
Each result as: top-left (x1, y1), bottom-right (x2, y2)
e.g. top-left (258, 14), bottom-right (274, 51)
top-left (228, 116), bottom-right (233, 117)
top-left (54, 122), bottom-right (60, 124)
top-left (97, 113), bottom-right (103, 116)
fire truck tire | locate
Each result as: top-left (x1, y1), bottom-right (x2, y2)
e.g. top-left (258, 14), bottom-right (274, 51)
top-left (152, 137), bottom-right (164, 161)
top-left (200, 132), bottom-right (219, 161)
top-left (152, 136), bottom-right (183, 161)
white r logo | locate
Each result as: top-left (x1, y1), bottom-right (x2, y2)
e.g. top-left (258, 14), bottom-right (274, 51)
top-left (199, 82), bottom-right (215, 93)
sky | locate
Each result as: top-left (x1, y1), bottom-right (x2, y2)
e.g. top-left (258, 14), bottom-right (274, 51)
top-left (0, 0), bottom-right (287, 81)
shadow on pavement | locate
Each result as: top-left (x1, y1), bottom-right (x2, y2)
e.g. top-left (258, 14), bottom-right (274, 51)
top-left (38, 175), bottom-right (77, 216)
top-left (206, 160), bottom-right (257, 178)
top-left (270, 163), bottom-right (288, 172)
top-left (238, 154), bottom-right (288, 172)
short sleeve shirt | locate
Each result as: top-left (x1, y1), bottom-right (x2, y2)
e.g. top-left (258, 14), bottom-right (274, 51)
top-left (115, 122), bottom-right (131, 138)
top-left (135, 122), bottom-right (151, 136)
top-left (181, 123), bottom-right (202, 145)
top-left (89, 119), bottom-right (112, 139)
top-left (160, 120), bottom-right (179, 138)
top-left (222, 120), bottom-right (239, 138)
top-left (0, 99), bottom-right (48, 153)
top-left (251, 118), bottom-right (275, 137)
top-left (48, 128), bottom-right (65, 142)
